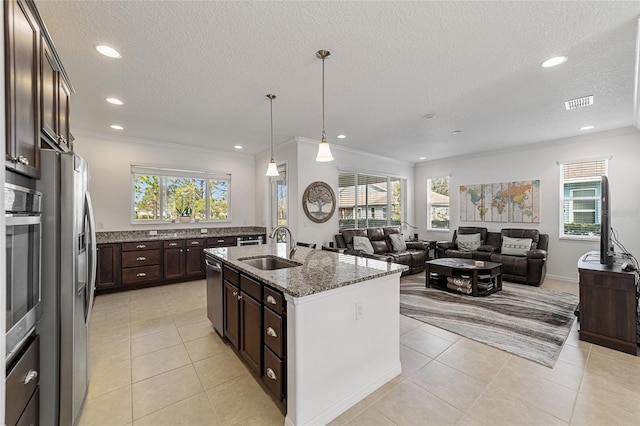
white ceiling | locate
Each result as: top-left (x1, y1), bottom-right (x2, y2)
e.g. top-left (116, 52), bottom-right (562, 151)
top-left (37, 1), bottom-right (640, 163)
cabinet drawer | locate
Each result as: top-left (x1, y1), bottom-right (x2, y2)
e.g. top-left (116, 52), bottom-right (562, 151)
top-left (186, 238), bottom-right (204, 247)
top-left (164, 240), bottom-right (185, 249)
top-left (122, 241), bottom-right (162, 251)
top-left (240, 275), bottom-right (262, 301)
top-left (264, 307), bottom-right (283, 358)
top-left (207, 236), bottom-right (236, 247)
top-left (16, 386), bottom-right (39, 426)
top-left (263, 286), bottom-right (284, 314)
top-left (263, 346), bottom-right (284, 401)
top-left (122, 265), bottom-right (161, 284)
top-left (6, 335), bottom-right (39, 426)
top-left (122, 249), bottom-right (160, 268)
top-left (223, 265), bottom-right (239, 286)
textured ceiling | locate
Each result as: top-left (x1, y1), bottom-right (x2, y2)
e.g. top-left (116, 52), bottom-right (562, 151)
top-left (36, 0), bottom-right (640, 163)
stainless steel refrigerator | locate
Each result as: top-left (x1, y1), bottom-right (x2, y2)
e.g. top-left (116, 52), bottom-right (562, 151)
top-left (36, 149), bottom-right (97, 425)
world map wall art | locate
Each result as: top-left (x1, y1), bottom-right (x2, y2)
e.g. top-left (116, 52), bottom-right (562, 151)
top-left (459, 180), bottom-right (540, 223)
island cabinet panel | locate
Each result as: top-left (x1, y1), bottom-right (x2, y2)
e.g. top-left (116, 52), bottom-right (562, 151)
top-left (185, 238), bottom-right (205, 277)
top-left (5, 0), bottom-right (41, 178)
top-left (263, 345), bottom-right (284, 402)
top-left (240, 291), bottom-right (262, 374)
top-left (96, 243), bottom-right (121, 289)
top-left (163, 240), bottom-right (185, 280)
top-left (223, 280), bottom-right (240, 349)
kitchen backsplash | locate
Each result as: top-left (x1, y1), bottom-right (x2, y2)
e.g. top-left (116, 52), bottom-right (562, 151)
top-left (96, 226), bottom-right (267, 244)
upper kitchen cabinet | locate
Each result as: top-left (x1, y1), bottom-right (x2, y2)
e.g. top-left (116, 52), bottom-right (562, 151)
top-left (5, 0), bottom-right (73, 178)
top-left (5, 0), bottom-right (41, 177)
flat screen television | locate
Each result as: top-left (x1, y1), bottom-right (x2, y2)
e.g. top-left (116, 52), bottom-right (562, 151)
top-left (600, 176), bottom-right (614, 266)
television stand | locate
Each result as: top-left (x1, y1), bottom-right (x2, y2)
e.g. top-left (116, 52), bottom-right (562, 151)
top-left (578, 251), bottom-right (638, 356)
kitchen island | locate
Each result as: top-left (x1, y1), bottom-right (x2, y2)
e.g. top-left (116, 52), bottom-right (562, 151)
top-left (205, 243), bottom-right (407, 426)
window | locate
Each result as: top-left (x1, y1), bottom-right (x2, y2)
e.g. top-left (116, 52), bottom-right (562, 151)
top-left (132, 165), bottom-right (230, 223)
top-left (270, 164), bottom-right (287, 242)
top-left (560, 159), bottom-right (607, 238)
top-left (427, 176), bottom-right (450, 230)
top-left (338, 172), bottom-right (405, 230)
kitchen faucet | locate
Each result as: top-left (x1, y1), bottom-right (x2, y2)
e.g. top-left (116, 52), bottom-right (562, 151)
top-left (269, 226), bottom-right (296, 259)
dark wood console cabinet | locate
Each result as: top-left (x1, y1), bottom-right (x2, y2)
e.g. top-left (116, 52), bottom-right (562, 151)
top-left (578, 251), bottom-right (638, 355)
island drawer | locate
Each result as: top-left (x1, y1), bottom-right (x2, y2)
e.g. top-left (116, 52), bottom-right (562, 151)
top-left (122, 241), bottom-right (162, 251)
top-left (164, 240), bottom-right (185, 249)
top-left (263, 286), bottom-right (284, 314)
top-left (121, 249), bottom-right (161, 268)
top-left (240, 275), bottom-right (262, 301)
top-left (263, 346), bottom-right (284, 401)
top-left (223, 265), bottom-right (239, 285)
top-left (122, 265), bottom-right (161, 284)
top-left (207, 236), bottom-right (237, 247)
top-left (264, 307), bottom-right (283, 358)
top-left (186, 238), bottom-right (204, 247)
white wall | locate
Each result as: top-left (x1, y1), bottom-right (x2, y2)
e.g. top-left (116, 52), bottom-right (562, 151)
top-left (73, 130), bottom-right (257, 232)
top-left (256, 137), bottom-right (416, 249)
top-left (415, 127), bottom-right (640, 282)
top-left (1, 12), bottom-right (6, 420)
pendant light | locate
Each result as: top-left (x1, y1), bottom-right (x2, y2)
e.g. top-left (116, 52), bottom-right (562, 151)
top-left (315, 50), bottom-right (334, 162)
top-left (265, 94), bottom-right (280, 177)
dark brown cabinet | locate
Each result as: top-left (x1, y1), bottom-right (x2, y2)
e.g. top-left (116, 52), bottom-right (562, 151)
top-left (5, 0), bottom-right (41, 177)
top-left (163, 240), bottom-right (185, 280)
top-left (5, 334), bottom-right (39, 426)
top-left (239, 275), bottom-right (263, 374)
top-left (40, 38), bottom-right (71, 151)
top-left (121, 241), bottom-right (162, 285)
top-left (185, 238), bottom-right (205, 277)
top-left (224, 280), bottom-right (240, 349)
top-left (96, 243), bottom-right (121, 289)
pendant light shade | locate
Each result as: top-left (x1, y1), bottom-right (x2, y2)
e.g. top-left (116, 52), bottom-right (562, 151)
top-left (265, 94), bottom-right (280, 177)
top-left (316, 50), bottom-right (334, 162)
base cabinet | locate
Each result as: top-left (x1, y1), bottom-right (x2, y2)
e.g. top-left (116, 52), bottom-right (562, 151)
top-left (96, 243), bottom-right (121, 289)
top-left (223, 279), bottom-right (240, 349)
top-left (163, 240), bottom-right (185, 280)
top-left (5, 335), bottom-right (39, 426)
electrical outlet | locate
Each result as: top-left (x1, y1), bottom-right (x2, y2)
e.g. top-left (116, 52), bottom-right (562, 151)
top-left (355, 301), bottom-right (364, 320)
top-left (200, 228), bottom-right (208, 234)
top-left (149, 230), bottom-right (157, 236)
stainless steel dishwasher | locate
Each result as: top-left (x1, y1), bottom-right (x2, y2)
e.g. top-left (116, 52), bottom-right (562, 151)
top-left (205, 256), bottom-right (223, 337)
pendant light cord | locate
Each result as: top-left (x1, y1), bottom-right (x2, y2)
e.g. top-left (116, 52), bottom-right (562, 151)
top-left (321, 56), bottom-right (326, 141)
top-left (270, 96), bottom-right (274, 160)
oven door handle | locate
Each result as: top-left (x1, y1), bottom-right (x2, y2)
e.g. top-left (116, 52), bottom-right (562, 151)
top-left (85, 191), bottom-right (97, 325)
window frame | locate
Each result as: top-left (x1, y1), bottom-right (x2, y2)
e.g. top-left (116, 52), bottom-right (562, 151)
top-left (131, 165), bottom-right (232, 224)
top-left (558, 158), bottom-right (608, 241)
top-left (269, 163), bottom-right (288, 242)
top-left (427, 175), bottom-right (450, 232)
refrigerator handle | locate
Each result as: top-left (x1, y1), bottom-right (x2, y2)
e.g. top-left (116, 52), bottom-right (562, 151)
top-left (85, 191), bottom-right (97, 325)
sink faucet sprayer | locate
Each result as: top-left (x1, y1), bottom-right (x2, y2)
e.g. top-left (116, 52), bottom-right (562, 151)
top-left (269, 226), bottom-right (296, 259)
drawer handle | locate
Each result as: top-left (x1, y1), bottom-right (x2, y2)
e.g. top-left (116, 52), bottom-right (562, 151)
top-left (169, 242), bottom-right (178, 247)
top-left (191, 241), bottom-right (200, 245)
top-left (266, 327), bottom-right (277, 338)
top-left (24, 370), bottom-right (38, 385)
top-left (136, 273), bottom-right (147, 277)
top-left (266, 295), bottom-right (277, 305)
top-left (217, 239), bottom-right (225, 243)
top-left (136, 256), bottom-right (146, 261)
top-left (232, 291), bottom-right (238, 297)
top-left (266, 368), bottom-right (277, 380)
top-left (136, 244), bottom-right (146, 249)
top-left (18, 155), bottom-right (29, 166)
top-left (237, 294), bottom-right (243, 300)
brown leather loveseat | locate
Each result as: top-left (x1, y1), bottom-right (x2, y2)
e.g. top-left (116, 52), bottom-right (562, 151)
top-left (436, 227), bottom-right (548, 286)
top-left (335, 227), bottom-right (428, 275)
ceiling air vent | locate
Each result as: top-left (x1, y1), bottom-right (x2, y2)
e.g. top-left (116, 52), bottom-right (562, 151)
top-left (564, 95), bottom-right (594, 110)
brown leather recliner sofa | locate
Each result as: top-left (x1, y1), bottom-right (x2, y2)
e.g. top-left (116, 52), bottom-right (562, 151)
top-left (436, 227), bottom-right (548, 286)
top-left (334, 227), bottom-right (428, 275)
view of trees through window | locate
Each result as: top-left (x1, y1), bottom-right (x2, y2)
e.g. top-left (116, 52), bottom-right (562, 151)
top-left (338, 172), bottom-right (404, 230)
top-left (133, 167), bottom-right (230, 222)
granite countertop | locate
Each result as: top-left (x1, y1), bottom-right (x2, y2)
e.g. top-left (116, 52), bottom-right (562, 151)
top-left (96, 226), bottom-right (266, 244)
top-left (205, 243), bottom-right (408, 298)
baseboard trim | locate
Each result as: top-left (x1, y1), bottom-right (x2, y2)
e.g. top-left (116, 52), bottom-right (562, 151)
top-left (284, 363), bottom-right (402, 426)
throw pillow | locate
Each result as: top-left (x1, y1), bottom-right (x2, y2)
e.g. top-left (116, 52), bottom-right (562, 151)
top-left (388, 233), bottom-right (407, 252)
top-left (501, 236), bottom-right (533, 256)
top-left (457, 233), bottom-right (481, 252)
top-left (352, 236), bottom-right (374, 254)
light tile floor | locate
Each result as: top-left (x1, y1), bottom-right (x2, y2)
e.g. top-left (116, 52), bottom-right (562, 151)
top-left (79, 275), bottom-right (640, 426)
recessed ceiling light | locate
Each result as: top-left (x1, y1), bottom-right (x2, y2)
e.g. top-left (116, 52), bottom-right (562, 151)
top-left (451, 130), bottom-right (462, 135)
top-left (96, 45), bottom-right (121, 58)
top-left (110, 124), bottom-right (123, 130)
top-left (419, 157), bottom-right (426, 160)
top-left (541, 56), bottom-right (567, 68)
top-left (580, 125), bottom-right (595, 131)
top-left (234, 145), bottom-right (243, 149)
top-left (337, 135), bottom-right (346, 139)
top-left (106, 97), bottom-right (123, 105)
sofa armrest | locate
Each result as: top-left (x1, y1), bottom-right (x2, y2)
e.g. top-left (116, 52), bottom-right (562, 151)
top-left (477, 244), bottom-right (498, 253)
top-left (526, 249), bottom-right (547, 260)
top-left (437, 241), bottom-right (455, 250)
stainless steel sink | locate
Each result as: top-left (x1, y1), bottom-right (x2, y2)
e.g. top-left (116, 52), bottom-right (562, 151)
top-left (239, 256), bottom-right (302, 270)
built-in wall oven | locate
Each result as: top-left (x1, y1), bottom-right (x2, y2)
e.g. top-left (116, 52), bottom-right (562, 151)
top-left (5, 183), bottom-right (42, 363)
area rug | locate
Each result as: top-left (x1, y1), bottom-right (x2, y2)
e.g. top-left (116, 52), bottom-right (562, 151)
top-left (400, 276), bottom-right (579, 367)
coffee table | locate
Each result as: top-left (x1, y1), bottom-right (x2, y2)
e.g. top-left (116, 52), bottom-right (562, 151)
top-left (426, 258), bottom-right (502, 297)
